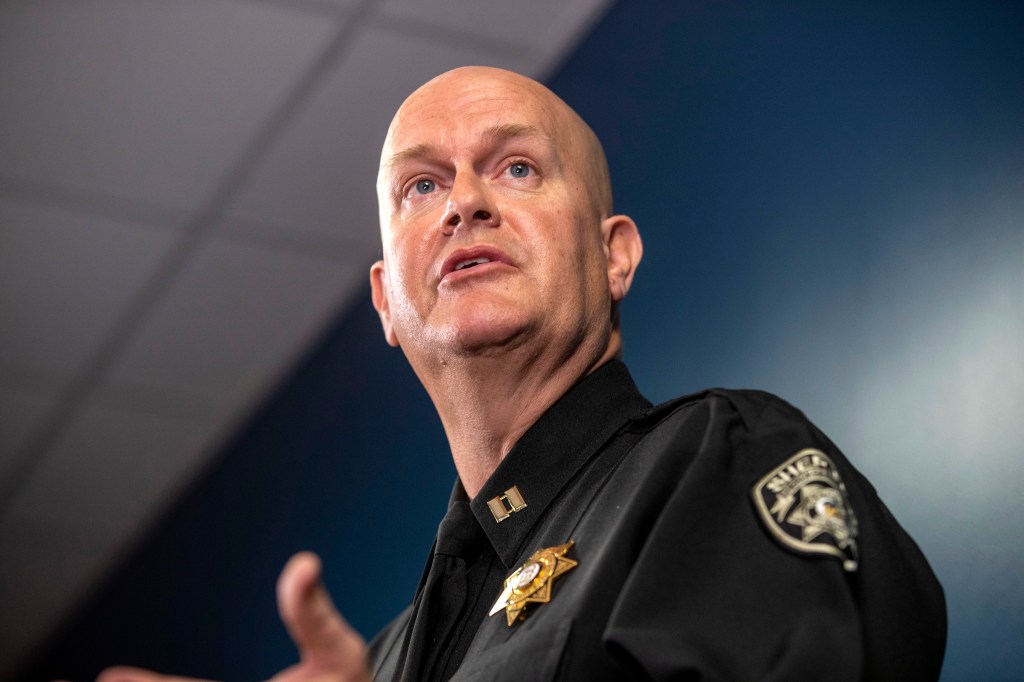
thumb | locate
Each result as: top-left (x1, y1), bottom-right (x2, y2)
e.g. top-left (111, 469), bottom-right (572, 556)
top-left (96, 667), bottom-right (216, 682)
top-left (276, 552), bottom-right (370, 679)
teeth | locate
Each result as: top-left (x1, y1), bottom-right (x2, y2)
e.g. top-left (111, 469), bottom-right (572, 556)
top-left (455, 257), bottom-right (491, 271)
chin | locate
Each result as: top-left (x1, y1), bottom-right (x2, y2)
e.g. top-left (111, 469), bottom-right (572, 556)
top-left (443, 306), bottom-right (536, 356)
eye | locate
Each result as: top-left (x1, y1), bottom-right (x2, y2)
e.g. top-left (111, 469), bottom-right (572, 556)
top-left (414, 178), bottom-right (436, 195)
top-left (508, 163), bottom-right (531, 178)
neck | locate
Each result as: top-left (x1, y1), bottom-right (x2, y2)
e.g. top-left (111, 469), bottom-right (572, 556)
top-left (413, 336), bottom-right (621, 499)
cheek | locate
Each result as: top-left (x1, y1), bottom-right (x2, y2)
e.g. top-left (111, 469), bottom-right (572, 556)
top-left (383, 267), bottom-right (424, 336)
top-left (570, 216), bottom-right (611, 298)
top-left (383, 230), bottom-right (437, 315)
top-left (537, 219), bottom-right (601, 305)
top-left (387, 224), bottom-right (430, 277)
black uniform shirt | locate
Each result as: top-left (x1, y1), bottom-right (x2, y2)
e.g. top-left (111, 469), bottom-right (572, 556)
top-left (369, 361), bottom-right (946, 681)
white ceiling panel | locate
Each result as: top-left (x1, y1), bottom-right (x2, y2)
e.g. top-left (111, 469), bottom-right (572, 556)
top-left (282, 0), bottom-right (363, 10)
top-left (0, 198), bottom-right (178, 375)
top-left (104, 238), bottom-right (365, 409)
top-left (375, 0), bottom-right (612, 77)
top-left (0, 0), bottom-right (337, 210)
top-left (3, 401), bottom-right (213, 530)
top-left (223, 23), bottom-right (533, 248)
top-left (0, 389), bottom-right (56, 486)
top-left (218, 214), bottom-right (372, 260)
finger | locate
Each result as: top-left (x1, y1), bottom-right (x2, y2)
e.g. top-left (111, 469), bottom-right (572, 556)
top-left (96, 666), bottom-right (216, 682)
top-left (276, 552), bottom-right (370, 679)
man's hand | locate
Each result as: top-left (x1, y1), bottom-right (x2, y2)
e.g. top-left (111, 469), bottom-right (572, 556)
top-left (97, 552), bottom-right (372, 682)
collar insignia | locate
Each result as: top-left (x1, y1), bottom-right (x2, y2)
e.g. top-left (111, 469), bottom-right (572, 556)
top-left (487, 485), bottom-right (528, 522)
top-left (489, 541), bottom-right (577, 625)
top-left (752, 448), bottom-right (860, 572)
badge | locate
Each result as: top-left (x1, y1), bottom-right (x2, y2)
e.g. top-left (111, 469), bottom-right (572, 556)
top-left (489, 541), bottom-right (577, 626)
top-left (752, 448), bottom-right (859, 571)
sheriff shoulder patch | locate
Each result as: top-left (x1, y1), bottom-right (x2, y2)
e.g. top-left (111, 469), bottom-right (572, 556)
top-left (752, 448), bottom-right (859, 572)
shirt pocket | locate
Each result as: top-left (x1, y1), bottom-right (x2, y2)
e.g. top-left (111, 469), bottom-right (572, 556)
top-left (449, 617), bottom-right (574, 682)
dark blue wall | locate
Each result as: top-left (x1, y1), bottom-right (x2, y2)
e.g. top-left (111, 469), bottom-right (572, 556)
top-left (24, 1), bottom-right (1023, 679)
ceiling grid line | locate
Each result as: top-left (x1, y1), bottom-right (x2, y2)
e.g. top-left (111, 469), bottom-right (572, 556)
top-left (0, 172), bottom-right (191, 233)
top-left (244, 0), bottom-right (358, 20)
top-left (368, 12), bottom-right (532, 61)
top-left (0, 172), bottom-right (366, 260)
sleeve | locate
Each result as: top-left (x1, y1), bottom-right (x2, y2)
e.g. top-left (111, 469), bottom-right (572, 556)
top-left (601, 391), bottom-right (946, 681)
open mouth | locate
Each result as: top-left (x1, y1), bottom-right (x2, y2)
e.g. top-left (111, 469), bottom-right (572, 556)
top-left (454, 257), bottom-right (492, 271)
top-left (440, 246), bottom-right (511, 280)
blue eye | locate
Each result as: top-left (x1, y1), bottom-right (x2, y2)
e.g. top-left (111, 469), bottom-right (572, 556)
top-left (509, 163), bottom-right (531, 178)
top-left (415, 179), bottom-right (436, 194)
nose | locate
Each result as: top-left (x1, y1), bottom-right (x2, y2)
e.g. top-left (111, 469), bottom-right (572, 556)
top-left (441, 172), bottom-right (500, 234)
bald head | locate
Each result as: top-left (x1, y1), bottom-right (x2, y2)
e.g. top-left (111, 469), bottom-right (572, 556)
top-left (378, 66), bottom-right (613, 221)
top-left (369, 65), bottom-right (642, 376)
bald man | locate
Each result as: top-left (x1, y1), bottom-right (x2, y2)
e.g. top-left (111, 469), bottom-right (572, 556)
top-left (101, 67), bottom-right (946, 682)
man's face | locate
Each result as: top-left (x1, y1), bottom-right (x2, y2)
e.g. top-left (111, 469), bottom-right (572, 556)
top-left (371, 68), bottom-right (615, 363)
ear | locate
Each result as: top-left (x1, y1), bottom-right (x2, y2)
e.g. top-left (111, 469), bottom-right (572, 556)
top-left (601, 214), bottom-right (643, 303)
top-left (370, 260), bottom-right (400, 347)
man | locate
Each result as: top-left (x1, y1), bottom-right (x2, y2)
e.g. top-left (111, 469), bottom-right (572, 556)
top-left (101, 66), bottom-right (946, 682)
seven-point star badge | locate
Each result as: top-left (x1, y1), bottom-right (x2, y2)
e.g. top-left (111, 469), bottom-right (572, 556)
top-left (489, 541), bottom-right (577, 626)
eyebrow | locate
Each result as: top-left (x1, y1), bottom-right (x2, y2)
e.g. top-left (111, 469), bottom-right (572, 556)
top-left (384, 123), bottom-right (554, 169)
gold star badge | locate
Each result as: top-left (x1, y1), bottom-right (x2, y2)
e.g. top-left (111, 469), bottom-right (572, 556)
top-left (489, 541), bottom-right (577, 626)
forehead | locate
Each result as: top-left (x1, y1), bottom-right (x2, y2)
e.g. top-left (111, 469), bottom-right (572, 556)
top-left (383, 72), bottom-right (570, 162)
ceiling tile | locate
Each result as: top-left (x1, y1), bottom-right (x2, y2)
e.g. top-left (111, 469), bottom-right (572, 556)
top-left (223, 23), bottom-right (532, 249)
top-left (0, 388), bottom-right (57, 487)
top-left (4, 402), bottom-right (213, 529)
top-left (0, 0), bottom-right (337, 210)
top-left (0, 198), bottom-right (178, 375)
top-left (375, 0), bottom-right (612, 76)
top-left (282, 0), bottom-right (363, 10)
top-left (105, 238), bottom-right (366, 410)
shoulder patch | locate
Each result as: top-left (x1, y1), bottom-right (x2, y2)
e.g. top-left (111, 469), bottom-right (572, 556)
top-left (752, 448), bottom-right (859, 572)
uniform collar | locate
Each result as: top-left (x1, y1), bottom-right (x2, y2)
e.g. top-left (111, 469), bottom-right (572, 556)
top-left (461, 360), bottom-right (651, 568)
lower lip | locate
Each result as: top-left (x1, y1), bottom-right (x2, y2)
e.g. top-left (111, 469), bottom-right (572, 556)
top-left (440, 260), bottom-right (512, 285)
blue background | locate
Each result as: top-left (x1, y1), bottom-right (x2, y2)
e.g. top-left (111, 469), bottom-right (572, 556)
top-left (22, 1), bottom-right (1023, 679)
